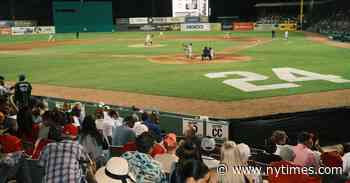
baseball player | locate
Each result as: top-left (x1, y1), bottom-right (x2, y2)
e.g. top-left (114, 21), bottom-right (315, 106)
top-left (145, 33), bottom-right (153, 47)
top-left (187, 43), bottom-right (193, 59)
top-left (224, 32), bottom-right (231, 39)
top-left (48, 33), bottom-right (55, 42)
top-left (159, 31), bottom-right (164, 39)
top-left (284, 31), bottom-right (289, 40)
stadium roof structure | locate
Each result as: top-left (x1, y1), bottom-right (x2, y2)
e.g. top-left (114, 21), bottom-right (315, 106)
top-left (254, 0), bottom-right (334, 7)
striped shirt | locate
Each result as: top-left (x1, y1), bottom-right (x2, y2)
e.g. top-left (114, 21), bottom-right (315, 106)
top-left (39, 140), bottom-right (88, 183)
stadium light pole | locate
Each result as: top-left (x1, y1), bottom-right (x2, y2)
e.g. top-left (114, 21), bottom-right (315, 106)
top-left (300, 0), bottom-right (304, 31)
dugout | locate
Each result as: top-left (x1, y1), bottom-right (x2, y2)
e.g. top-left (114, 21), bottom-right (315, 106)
top-left (52, 1), bottom-right (114, 33)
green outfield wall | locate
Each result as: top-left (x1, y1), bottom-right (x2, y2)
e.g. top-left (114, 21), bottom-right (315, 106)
top-left (52, 1), bottom-right (114, 33)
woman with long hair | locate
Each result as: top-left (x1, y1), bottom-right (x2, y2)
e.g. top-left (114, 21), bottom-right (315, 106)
top-left (79, 115), bottom-right (106, 167)
top-left (219, 141), bottom-right (258, 183)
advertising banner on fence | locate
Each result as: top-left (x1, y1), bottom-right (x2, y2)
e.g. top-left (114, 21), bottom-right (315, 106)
top-left (34, 26), bottom-right (55, 34)
top-left (233, 22), bottom-right (255, 31)
top-left (116, 18), bottom-right (130, 25)
top-left (279, 23), bottom-right (297, 31)
top-left (14, 20), bottom-right (37, 27)
top-left (152, 17), bottom-right (169, 24)
top-left (173, 0), bottom-right (209, 17)
top-left (0, 21), bottom-right (15, 28)
top-left (254, 23), bottom-right (278, 31)
top-left (182, 118), bottom-right (204, 136)
top-left (210, 23), bottom-right (222, 31)
top-left (129, 17), bottom-right (148, 25)
top-left (166, 17), bottom-right (185, 24)
top-left (0, 28), bottom-right (11, 35)
top-left (185, 16), bottom-right (201, 23)
top-left (200, 16), bottom-right (209, 23)
top-left (221, 22), bottom-right (233, 31)
top-left (181, 23), bottom-right (210, 31)
top-left (206, 120), bottom-right (229, 140)
top-left (11, 27), bottom-right (34, 35)
top-left (139, 24), bottom-right (156, 31)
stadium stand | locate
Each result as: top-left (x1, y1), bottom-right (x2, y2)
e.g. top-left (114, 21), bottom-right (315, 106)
top-left (307, 0), bottom-right (350, 42)
top-left (1, 80), bottom-right (350, 183)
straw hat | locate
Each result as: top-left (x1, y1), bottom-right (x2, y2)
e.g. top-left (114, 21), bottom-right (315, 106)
top-left (95, 157), bottom-right (136, 183)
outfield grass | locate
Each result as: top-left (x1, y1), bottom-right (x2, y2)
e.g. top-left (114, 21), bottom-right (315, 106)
top-left (1, 31), bottom-right (350, 101)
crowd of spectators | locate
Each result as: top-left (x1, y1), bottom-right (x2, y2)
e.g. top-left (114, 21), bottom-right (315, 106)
top-left (1, 75), bottom-right (350, 183)
top-left (256, 14), bottom-right (298, 25)
top-left (308, 8), bottom-right (350, 42)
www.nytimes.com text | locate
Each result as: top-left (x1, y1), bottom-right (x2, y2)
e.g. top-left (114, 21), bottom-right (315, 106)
top-left (217, 164), bottom-right (343, 177)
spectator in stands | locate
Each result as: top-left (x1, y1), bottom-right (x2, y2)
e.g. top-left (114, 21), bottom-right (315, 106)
top-left (237, 143), bottom-right (251, 163)
top-left (155, 133), bottom-right (179, 174)
top-left (176, 138), bottom-right (202, 161)
top-left (278, 145), bottom-right (295, 161)
top-left (271, 130), bottom-right (288, 155)
top-left (201, 137), bottom-right (219, 169)
top-left (250, 139), bottom-right (282, 165)
top-left (103, 111), bottom-right (116, 145)
top-left (79, 115), bottom-right (106, 168)
top-left (171, 159), bottom-right (210, 183)
top-left (122, 132), bottom-right (167, 183)
top-left (32, 106), bottom-right (43, 124)
top-left (108, 110), bottom-right (123, 127)
top-left (342, 143), bottom-right (350, 178)
top-left (0, 128), bottom-right (22, 154)
top-left (293, 132), bottom-right (320, 169)
top-left (0, 151), bottom-right (26, 183)
top-left (31, 125), bottom-right (60, 159)
top-left (0, 112), bottom-right (4, 127)
top-left (12, 74), bottom-right (32, 109)
top-left (182, 123), bottom-right (202, 150)
top-left (95, 157), bottom-right (136, 183)
top-left (142, 111), bottom-right (161, 141)
top-left (112, 116), bottom-right (137, 146)
top-left (95, 108), bottom-right (104, 133)
top-left (39, 121), bottom-right (89, 183)
top-left (218, 141), bottom-right (258, 183)
top-left (16, 106), bottom-right (35, 142)
top-left (320, 151), bottom-right (347, 183)
top-left (70, 103), bottom-right (82, 127)
top-left (0, 76), bottom-right (10, 97)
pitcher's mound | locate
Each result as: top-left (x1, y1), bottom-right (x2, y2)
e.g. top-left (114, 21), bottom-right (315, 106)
top-left (128, 44), bottom-right (166, 48)
top-left (148, 54), bottom-right (252, 64)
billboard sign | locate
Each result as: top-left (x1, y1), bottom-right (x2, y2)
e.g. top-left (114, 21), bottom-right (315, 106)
top-left (233, 22), bottom-right (255, 31)
top-left (181, 23), bottom-right (210, 31)
top-left (182, 118), bottom-right (204, 137)
top-left (14, 20), bottom-right (37, 27)
top-left (173, 0), bottom-right (209, 17)
top-left (11, 27), bottom-right (35, 35)
top-left (34, 26), bottom-right (56, 34)
top-left (206, 120), bottom-right (229, 140)
top-left (129, 17), bottom-right (148, 25)
top-left (0, 21), bottom-right (15, 28)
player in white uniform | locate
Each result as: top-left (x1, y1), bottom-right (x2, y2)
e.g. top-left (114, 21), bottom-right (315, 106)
top-left (284, 31), bottom-right (289, 40)
top-left (187, 43), bottom-right (193, 59)
top-left (48, 33), bottom-right (55, 42)
top-left (145, 34), bottom-right (153, 47)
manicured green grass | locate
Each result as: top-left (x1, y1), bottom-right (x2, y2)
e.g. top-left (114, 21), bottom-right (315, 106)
top-left (1, 31), bottom-right (350, 101)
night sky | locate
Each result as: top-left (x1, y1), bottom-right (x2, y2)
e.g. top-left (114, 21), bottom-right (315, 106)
top-left (0, 0), bottom-right (348, 25)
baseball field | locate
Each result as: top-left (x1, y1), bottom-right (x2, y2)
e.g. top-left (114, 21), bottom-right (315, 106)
top-left (1, 31), bottom-right (350, 118)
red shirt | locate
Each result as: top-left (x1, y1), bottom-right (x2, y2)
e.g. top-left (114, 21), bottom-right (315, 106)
top-left (0, 134), bottom-right (22, 153)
